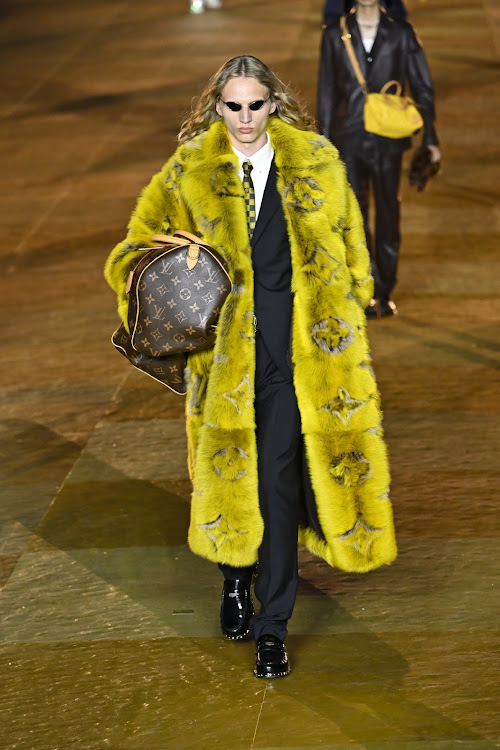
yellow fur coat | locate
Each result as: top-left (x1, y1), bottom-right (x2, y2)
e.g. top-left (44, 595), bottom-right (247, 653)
top-left (105, 117), bottom-right (397, 572)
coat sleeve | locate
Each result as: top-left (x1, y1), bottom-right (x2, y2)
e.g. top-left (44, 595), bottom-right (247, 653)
top-left (317, 25), bottom-right (338, 141)
top-left (343, 182), bottom-right (374, 310)
top-left (406, 24), bottom-right (439, 147)
top-left (104, 154), bottom-right (183, 326)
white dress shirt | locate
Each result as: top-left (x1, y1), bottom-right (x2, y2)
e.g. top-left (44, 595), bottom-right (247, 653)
top-left (232, 133), bottom-right (275, 221)
top-left (361, 36), bottom-right (375, 53)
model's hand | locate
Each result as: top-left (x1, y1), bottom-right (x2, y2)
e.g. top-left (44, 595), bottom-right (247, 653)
top-left (428, 145), bottom-right (441, 163)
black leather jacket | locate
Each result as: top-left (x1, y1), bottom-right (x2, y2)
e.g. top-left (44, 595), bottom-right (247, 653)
top-left (318, 13), bottom-right (438, 152)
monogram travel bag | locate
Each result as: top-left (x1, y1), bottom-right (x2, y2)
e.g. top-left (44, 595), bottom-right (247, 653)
top-left (111, 230), bottom-right (232, 394)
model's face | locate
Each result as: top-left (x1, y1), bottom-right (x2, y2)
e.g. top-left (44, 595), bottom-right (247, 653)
top-left (216, 76), bottom-right (276, 156)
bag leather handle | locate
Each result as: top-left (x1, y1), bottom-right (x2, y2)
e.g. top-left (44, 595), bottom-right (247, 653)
top-left (381, 80), bottom-right (402, 97)
top-left (149, 231), bottom-right (211, 271)
top-left (174, 229), bottom-right (205, 244)
top-left (379, 80), bottom-right (419, 110)
top-left (151, 230), bottom-right (213, 249)
top-left (150, 233), bottom-right (187, 246)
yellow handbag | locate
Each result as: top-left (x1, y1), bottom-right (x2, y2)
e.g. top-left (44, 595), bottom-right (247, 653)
top-left (340, 16), bottom-right (423, 139)
top-left (364, 79), bottom-right (423, 138)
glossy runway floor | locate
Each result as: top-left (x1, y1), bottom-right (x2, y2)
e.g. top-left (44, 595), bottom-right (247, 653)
top-left (1, 0), bottom-right (499, 748)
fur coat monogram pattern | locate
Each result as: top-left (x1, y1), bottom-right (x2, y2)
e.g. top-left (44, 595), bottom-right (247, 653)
top-left (105, 118), bottom-right (397, 572)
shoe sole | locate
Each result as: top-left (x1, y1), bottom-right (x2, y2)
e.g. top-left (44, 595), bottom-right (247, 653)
top-left (223, 628), bottom-right (251, 641)
top-left (254, 667), bottom-right (290, 678)
top-left (220, 600), bottom-right (254, 641)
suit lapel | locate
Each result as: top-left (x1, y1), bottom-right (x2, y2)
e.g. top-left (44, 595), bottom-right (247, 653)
top-left (348, 13), bottom-right (368, 81)
top-left (347, 12), bottom-right (391, 89)
top-left (251, 159), bottom-right (281, 249)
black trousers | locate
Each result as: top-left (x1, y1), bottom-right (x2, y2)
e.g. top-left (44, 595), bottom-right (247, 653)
top-left (219, 332), bottom-right (303, 641)
top-left (342, 137), bottom-right (403, 302)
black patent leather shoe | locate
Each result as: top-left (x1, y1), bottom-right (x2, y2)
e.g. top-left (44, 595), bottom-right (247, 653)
top-left (254, 634), bottom-right (290, 678)
top-left (220, 579), bottom-right (254, 640)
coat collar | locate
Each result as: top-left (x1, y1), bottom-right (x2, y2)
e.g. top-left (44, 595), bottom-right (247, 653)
top-left (177, 119), bottom-right (336, 258)
top-left (183, 118), bottom-right (334, 174)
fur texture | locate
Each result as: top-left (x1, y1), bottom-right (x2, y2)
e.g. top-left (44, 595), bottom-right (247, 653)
top-left (105, 118), bottom-right (397, 572)
top-left (409, 143), bottom-right (440, 192)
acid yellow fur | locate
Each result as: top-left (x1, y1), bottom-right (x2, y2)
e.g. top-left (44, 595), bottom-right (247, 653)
top-left (105, 118), bottom-right (397, 573)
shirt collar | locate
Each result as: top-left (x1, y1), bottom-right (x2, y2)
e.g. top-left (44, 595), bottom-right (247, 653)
top-left (232, 132), bottom-right (274, 170)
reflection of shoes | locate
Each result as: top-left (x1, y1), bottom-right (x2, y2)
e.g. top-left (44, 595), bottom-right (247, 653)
top-left (380, 299), bottom-right (398, 317)
top-left (365, 299), bottom-right (380, 319)
top-left (254, 635), bottom-right (291, 678)
top-left (220, 579), bottom-right (254, 640)
top-left (189, 0), bottom-right (204, 13)
top-left (205, 0), bottom-right (222, 6)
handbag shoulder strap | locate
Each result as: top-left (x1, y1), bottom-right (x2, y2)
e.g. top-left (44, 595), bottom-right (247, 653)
top-left (340, 16), bottom-right (368, 94)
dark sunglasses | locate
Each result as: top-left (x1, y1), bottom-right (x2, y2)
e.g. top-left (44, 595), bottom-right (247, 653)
top-left (220, 98), bottom-right (269, 112)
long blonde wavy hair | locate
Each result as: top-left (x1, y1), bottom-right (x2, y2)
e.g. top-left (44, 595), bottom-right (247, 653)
top-left (178, 55), bottom-right (315, 143)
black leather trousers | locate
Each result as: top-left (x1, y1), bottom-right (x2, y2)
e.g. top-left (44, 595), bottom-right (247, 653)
top-left (342, 137), bottom-right (403, 302)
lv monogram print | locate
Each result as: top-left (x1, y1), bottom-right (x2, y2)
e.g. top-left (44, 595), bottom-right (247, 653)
top-left (127, 241), bottom-right (232, 357)
top-left (112, 325), bottom-right (187, 394)
top-left (242, 160), bottom-right (256, 238)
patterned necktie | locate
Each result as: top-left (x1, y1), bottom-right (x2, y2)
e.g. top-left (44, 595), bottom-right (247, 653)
top-left (242, 160), bottom-right (256, 239)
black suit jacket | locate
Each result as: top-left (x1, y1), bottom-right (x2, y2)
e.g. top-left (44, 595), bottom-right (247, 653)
top-left (251, 160), bottom-right (323, 535)
top-left (251, 159), bottom-right (293, 381)
top-left (318, 13), bottom-right (438, 153)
